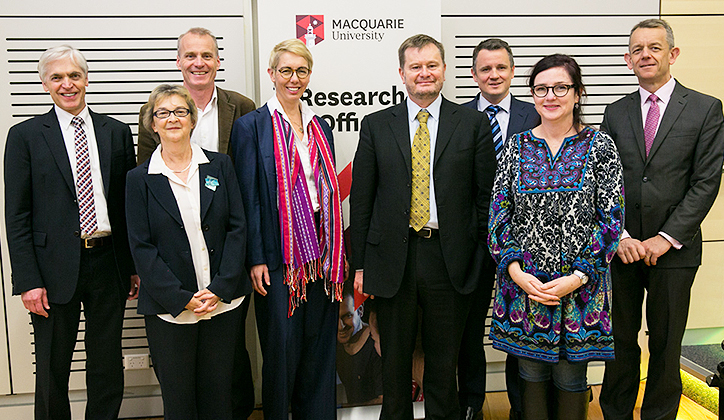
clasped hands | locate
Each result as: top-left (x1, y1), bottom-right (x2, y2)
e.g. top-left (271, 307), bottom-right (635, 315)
top-left (616, 235), bottom-right (671, 266)
top-left (185, 288), bottom-right (220, 316)
top-left (508, 261), bottom-right (582, 306)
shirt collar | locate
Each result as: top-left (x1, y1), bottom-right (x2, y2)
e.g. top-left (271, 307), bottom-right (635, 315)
top-left (406, 94), bottom-right (442, 123)
top-left (266, 94), bottom-right (315, 128)
top-left (478, 92), bottom-right (511, 114)
top-left (639, 76), bottom-right (676, 106)
top-left (148, 143), bottom-right (209, 176)
top-left (54, 104), bottom-right (91, 130)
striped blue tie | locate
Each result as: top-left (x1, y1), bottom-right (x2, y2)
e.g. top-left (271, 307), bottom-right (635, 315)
top-left (485, 105), bottom-right (503, 160)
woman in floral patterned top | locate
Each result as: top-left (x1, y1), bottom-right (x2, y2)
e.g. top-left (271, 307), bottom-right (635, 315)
top-left (488, 54), bottom-right (624, 419)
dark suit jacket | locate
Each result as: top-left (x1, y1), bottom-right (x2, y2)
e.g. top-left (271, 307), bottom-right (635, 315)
top-left (4, 108), bottom-right (136, 304)
top-left (136, 86), bottom-right (256, 164)
top-left (125, 150), bottom-right (251, 316)
top-left (601, 80), bottom-right (724, 268)
top-left (349, 97), bottom-right (496, 298)
top-left (462, 93), bottom-right (540, 140)
top-left (229, 105), bottom-right (335, 271)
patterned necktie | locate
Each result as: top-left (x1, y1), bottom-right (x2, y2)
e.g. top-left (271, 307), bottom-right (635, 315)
top-left (71, 116), bottom-right (98, 236)
top-left (486, 105), bottom-right (504, 160)
top-left (410, 109), bottom-right (431, 231)
top-left (644, 94), bottom-right (659, 157)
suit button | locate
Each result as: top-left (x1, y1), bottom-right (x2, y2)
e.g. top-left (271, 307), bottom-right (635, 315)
top-left (635, 203), bottom-right (640, 209)
top-left (209, 249), bottom-right (215, 255)
top-left (74, 231), bottom-right (80, 237)
top-left (403, 210), bottom-right (409, 215)
top-left (402, 237), bottom-right (407, 243)
top-left (642, 176), bottom-right (649, 183)
top-left (203, 225), bottom-right (210, 231)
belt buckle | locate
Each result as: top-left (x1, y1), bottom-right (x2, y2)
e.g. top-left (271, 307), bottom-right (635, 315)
top-left (82, 237), bottom-right (94, 249)
top-left (420, 227), bottom-right (432, 239)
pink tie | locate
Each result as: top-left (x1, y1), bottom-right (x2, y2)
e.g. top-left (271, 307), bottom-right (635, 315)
top-left (644, 94), bottom-right (659, 157)
top-left (71, 116), bottom-right (98, 236)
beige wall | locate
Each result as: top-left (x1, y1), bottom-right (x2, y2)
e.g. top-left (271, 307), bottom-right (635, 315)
top-left (662, 0), bottom-right (724, 328)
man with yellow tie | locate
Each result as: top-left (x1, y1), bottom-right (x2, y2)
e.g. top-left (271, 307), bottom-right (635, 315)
top-left (350, 34), bottom-right (496, 420)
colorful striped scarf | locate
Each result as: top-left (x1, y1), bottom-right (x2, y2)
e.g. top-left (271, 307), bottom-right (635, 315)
top-left (271, 110), bottom-right (344, 316)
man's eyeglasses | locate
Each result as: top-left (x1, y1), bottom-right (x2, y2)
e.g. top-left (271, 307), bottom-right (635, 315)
top-left (532, 84), bottom-right (576, 98)
top-left (153, 108), bottom-right (191, 119)
top-left (276, 66), bottom-right (310, 80)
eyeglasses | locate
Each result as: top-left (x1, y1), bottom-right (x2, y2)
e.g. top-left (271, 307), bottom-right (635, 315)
top-left (153, 108), bottom-right (191, 119)
top-left (532, 84), bottom-right (576, 98)
top-left (276, 66), bottom-right (310, 80)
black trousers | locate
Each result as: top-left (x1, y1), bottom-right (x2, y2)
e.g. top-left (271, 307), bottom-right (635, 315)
top-left (254, 270), bottom-right (338, 420)
top-left (457, 260), bottom-right (495, 411)
top-left (600, 260), bottom-right (697, 420)
top-left (377, 231), bottom-right (470, 420)
top-left (31, 244), bottom-right (125, 420)
top-left (145, 304), bottom-right (242, 420)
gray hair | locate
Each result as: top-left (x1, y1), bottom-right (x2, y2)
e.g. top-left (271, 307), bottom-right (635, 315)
top-left (37, 45), bottom-right (88, 81)
top-left (630, 19), bottom-right (675, 50)
top-left (178, 27), bottom-right (219, 57)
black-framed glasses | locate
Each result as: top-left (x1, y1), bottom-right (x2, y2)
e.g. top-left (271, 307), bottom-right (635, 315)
top-left (276, 66), bottom-right (310, 80)
top-left (532, 84), bottom-right (575, 98)
top-left (153, 108), bottom-right (191, 119)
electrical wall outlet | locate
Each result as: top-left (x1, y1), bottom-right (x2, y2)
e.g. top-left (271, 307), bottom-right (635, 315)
top-left (124, 354), bottom-right (150, 370)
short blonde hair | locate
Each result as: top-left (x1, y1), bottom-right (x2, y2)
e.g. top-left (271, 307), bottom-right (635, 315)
top-left (142, 84), bottom-right (198, 142)
top-left (268, 39), bottom-right (313, 70)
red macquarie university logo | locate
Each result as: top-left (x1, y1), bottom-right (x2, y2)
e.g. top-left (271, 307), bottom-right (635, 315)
top-left (296, 15), bottom-right (324, 47)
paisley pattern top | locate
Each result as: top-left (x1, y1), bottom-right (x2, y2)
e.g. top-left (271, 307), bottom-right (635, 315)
top-left (488, 127), bottom-right (624, 363)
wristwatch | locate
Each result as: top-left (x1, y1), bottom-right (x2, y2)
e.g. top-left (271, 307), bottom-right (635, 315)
top-left (573, 270), bottom-right (589, 285)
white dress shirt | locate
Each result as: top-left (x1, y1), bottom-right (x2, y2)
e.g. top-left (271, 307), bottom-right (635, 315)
top-left (407, 95), bottom-right (442, 229)
top-left (190, 87), bottom-right (220, 152)
top-left (477, 92), bottom-right (512, 139)
top-left (149, 143), bottom-right (243, 324)
top-left (55, 105), bottom-right (111, 237)
top-left (267, 95), bottom-right (320, 211)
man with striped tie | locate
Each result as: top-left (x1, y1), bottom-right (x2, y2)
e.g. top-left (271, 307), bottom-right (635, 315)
top-left (4, 45), bottom-right (137, 420)
top-left (460, 38), bottom-right (539, 420)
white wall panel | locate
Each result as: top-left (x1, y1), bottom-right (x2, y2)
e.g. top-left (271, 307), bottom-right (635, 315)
top-left (0, 15), bottom-right (252, 404)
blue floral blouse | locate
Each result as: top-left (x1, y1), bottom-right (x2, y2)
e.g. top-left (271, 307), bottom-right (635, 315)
top-left (488, 127), bottom-right (624, 363)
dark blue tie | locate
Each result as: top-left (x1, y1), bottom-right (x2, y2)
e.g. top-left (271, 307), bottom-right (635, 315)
top-left (485, 105), bottom-right (503, 160)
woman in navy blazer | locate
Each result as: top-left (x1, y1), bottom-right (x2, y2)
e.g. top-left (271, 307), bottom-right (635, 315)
top-left (230, 39), bottom-right (345, 420)
top-left (126, 84), bottom-right (251, 420)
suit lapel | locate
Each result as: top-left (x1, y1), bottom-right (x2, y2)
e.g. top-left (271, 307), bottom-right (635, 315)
top-left (434, 98), bottom-right (459, 165)
top-left (199, 152), bottom-right (218, 221)
top-left (626, 92), bottom-right (647, 162)
top-left (390, 102), bottom-right (412, 175)
top-left (216, 87), bottom-right (234, 155)
top-left (508, 97), bottom-right (525, 139)
top-left (40, 109), bottom-right (76, 195)
top-left (146, 172), bottom-right (183, 225)
top-left (90, 110), bottom-right (112, 195)
top-left (647, 82), bottom-right (686, 162)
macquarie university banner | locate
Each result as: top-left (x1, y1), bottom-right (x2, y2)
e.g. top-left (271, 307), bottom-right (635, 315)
top-left (257, 0), bottom-right (440, 408)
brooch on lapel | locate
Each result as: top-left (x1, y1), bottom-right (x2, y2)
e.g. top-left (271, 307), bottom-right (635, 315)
top-left (205, 175), bottom-right (219, 191)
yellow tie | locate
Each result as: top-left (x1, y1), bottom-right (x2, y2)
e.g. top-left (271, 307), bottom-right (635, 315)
top-left (410, 109), bottom-right (431, 231)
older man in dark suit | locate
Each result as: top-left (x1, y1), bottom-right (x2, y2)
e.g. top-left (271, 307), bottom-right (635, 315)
top-left (350, 34), bottom-right (496, 420)
top-left (135, 27), bottom-right (257, 419)
top-left (459, 38), bottom-right (540, 420)
top-left (4, 45), bottom-right (137, 420)
top-left (599, 19), bottom-right (724, 420)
